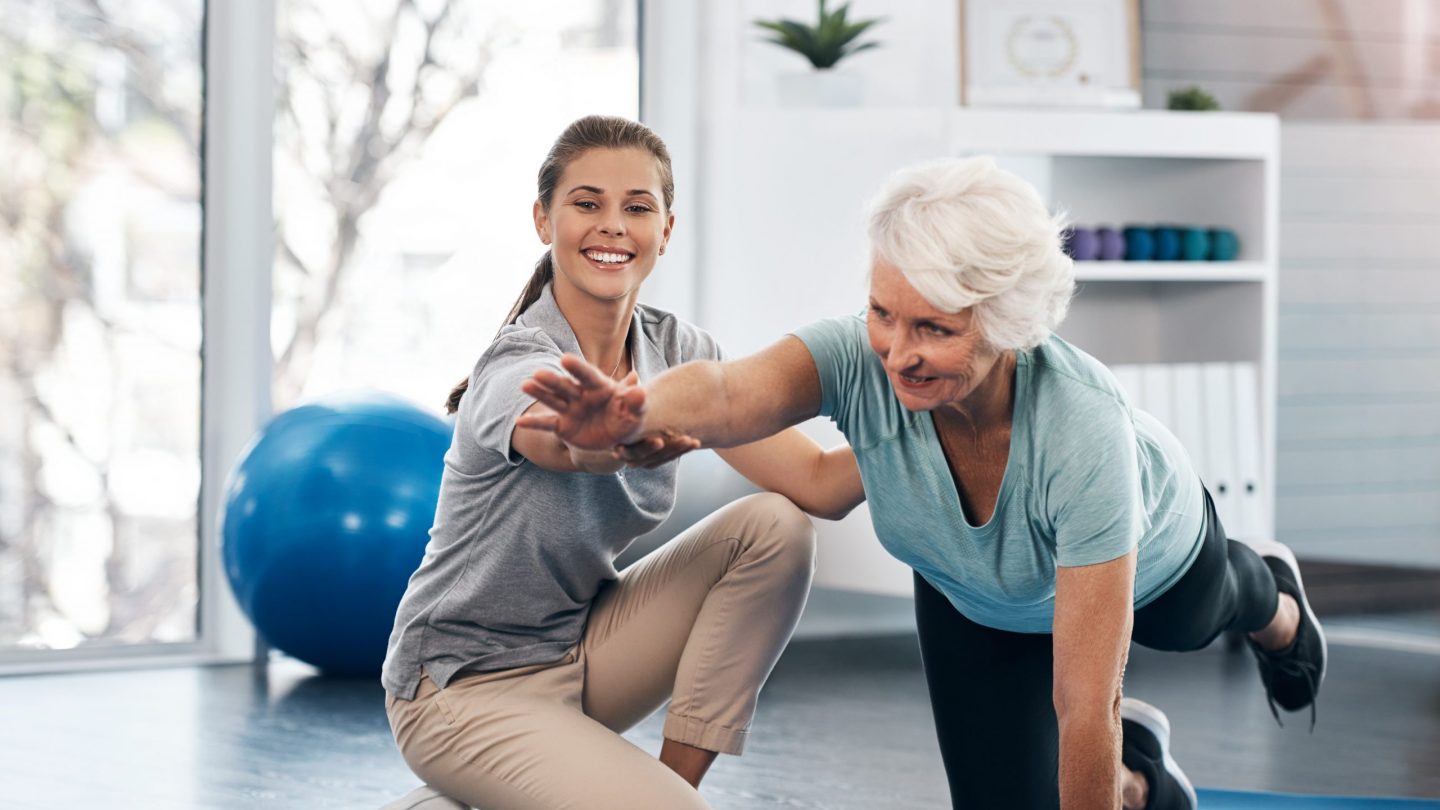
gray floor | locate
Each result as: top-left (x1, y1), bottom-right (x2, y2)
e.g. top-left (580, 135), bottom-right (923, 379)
top-left (1, 609), bottom-right (1438, 809)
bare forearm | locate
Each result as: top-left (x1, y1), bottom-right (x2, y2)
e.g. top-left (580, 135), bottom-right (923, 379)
top-left (1058, 710), bottom-right (1123, 810)
top-left (521, 436), bottom-right (621, 475)
top-left (802, 446), bottom-right (865, 519)
top-left (645, 361), bottom-right (803, 448)
top-left (720, 437), bottom-right (864, 520)
top-left (1053, 554), bottom-right (1136, 809)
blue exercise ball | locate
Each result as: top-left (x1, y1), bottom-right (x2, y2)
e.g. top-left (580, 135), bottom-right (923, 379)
top-left (220, 393), bottom-right (451, 676)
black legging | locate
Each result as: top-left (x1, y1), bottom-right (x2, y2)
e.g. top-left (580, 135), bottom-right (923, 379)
top-left (914, 487), bottom-right (1278, 809)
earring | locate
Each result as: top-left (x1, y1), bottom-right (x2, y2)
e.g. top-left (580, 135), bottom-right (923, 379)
top-left (659, 245), bottom-right (666, 255)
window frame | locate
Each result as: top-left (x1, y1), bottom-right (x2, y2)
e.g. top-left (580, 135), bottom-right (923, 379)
top-left (2, 0), bottom-right (666, 675)
top-left (0, 0), bottom-right (266, 675)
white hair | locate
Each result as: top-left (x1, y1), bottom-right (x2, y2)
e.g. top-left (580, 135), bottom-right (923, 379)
top-left (866, 156), bottom-right (1075, 351)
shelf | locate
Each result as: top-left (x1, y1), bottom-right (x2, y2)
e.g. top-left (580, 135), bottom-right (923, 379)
top-left (950, 109), bottom-right (1279, 161)
top-left (730, 108), bottom-right (1280, 162)
top-left (1073, 261), bottom-right (1271, 282)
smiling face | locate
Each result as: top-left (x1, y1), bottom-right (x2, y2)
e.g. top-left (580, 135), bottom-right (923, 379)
top-left (866, 259), bottom-right (1008, 413)
top-left (533, 147), bottom-right (674, 304)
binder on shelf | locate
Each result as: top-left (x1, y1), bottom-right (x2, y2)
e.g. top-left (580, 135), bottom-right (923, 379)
top-left (1231, 363), bottom-right (1266, 540)
top-left (1169, 364), bottom-right (1208, 485)
top-left (1200, 363), bottom-right (1242, 537)
top-left (1139, 364), bottom-right (1174, 436)
top-left (1104, 361), bottom-right (1264, 541)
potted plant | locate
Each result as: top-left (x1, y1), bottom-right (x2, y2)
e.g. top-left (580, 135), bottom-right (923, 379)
top-left (754, 0), bottom-right (886, 106)
top-left (1166, 86), bottom-right (1221, 111)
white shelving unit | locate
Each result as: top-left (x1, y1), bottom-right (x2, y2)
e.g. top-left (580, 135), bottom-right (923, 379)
top-left (690, 107), bottom-right (1279, 597)
top-left (1074, 262), bottom-right (1269, 283)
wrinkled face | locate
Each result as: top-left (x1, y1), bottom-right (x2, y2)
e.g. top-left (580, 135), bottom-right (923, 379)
top-left (534, 147), bottom-right (673, 303)
top-left (866, 259), bottom-right (1006, 412)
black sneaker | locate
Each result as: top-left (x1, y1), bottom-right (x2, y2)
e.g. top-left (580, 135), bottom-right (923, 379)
top-left (1121, 698), bottom-right (1197, 810)
top-left (1243, 539), bottom-right (1328, 729)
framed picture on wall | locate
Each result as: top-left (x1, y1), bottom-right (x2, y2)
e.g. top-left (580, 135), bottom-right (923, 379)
top-left (959, 0), bottom-right (1141, 109)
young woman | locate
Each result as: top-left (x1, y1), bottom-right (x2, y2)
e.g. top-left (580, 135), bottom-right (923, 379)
top-left (379, 116), bottom-right (865, 810)
top-left (521, 156), bottom-right (1326, 810)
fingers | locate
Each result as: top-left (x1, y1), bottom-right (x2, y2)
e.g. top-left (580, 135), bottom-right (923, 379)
top-left (521, 380), bottom-right (576, 414)
top-left (616, 384), bottom-right (647, 416)
top-left (638, 439), bottom-right (700, 468)
top-left (615, 433), bottom-right (702, 469)
top-left (528, 368), bottom-right (583, 400)
top-left (615, 436), bottom-right (664, 464)
top-left (559, 353), bottom-right (619, 389)
top-left (515, 412), bottom-right (559, 432)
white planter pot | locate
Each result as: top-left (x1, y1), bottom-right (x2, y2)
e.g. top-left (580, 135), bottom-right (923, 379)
top-left (776, 70), bottom-right (865, 107)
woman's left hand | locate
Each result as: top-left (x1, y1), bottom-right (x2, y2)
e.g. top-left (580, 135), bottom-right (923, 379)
top-left (615, 430), bottom-right (703, 469)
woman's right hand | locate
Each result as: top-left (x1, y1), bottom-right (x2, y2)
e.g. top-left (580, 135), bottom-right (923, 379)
top-left (519, 358), bottom-right (649, 450)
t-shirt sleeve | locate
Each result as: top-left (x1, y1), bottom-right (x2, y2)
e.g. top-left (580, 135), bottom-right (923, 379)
top-left (678, 323), bottom-right (726, 364)
top-left (1047, 398), bottom-right (1148, 568)
top-left (459, 329), bottom-right (564, 466)
top-left (790, 314), bottom-right (868, 431)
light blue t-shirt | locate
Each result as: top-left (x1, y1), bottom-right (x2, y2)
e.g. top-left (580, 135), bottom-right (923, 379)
top-left (793, 315), bottom-right (1205, 633)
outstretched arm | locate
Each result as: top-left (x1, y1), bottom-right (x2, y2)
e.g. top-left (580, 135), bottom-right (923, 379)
top-left (519, 335), bottom-right (824, 450)
top-left (714, 432), bottom-right (865, 521)
top-left (511, 402), bottom-right (703, 474)
top-left (510, 371), bottom-right (702, 474)
top-left (519, 334), bottom-right (864, 518)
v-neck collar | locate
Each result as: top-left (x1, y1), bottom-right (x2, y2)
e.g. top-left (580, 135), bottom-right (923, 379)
top-left (519, 282), bottom-right (640, 378)
top-left (919, 353), bottom-right (1030, 532)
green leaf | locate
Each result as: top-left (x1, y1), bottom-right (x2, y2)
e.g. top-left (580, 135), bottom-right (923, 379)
top-left (833, 18), bottom-right (883, 50)
top-left (753, 0), bottom-right (885, 69)
top-left (840, 41), bottom-right (882, 60)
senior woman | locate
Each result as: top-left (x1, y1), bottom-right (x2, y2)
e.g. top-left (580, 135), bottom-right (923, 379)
top-left (518, 157), bottom-right (1326, 810)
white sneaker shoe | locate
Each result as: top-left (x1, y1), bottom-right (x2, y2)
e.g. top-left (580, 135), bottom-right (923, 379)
top-left (377, 785), bottom-right (469, 810)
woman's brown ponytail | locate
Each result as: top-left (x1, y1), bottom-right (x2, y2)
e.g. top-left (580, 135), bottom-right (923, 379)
top-left (444, 115), bottom-right (674, 415)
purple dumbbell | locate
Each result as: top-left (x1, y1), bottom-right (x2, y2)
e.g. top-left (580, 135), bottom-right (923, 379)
top-left (1066, 227), bottom-right (1100, 261)
top-left (1097, 227), bottom-right (1126, 261)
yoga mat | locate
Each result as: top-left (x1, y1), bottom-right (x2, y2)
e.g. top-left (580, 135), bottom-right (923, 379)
top-left (1198, 788), bottom-right (1440, 808)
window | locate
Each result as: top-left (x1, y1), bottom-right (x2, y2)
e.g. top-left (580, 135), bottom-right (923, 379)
top-left (0, 0), bottom-right (205, 653)
top-left (272, 0), bottom-right (640, 411)
top-left (0, 0), bottom-right (641, 664)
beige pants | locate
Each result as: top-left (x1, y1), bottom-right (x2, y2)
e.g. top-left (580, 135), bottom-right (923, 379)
top-left (386, 493), bottom-right (817, 810)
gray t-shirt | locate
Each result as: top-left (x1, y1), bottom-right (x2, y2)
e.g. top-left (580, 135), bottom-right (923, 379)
top-left (382, 283), bottom-right (723, 699)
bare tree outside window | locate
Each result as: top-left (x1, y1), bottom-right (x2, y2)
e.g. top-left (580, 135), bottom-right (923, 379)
top-left (0, 0), bottom-right (637, 656)
top-left (0, 0), bottom-right (205, 651)
top-left (273, 1), bottom-right (639, 411)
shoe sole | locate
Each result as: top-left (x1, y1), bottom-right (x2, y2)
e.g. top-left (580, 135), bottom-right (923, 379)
top-left (1242, 538), bottom-right (1329, 693)
top-left (377, 786), bottom-right (469, 810)
top-left (1122, 697), bottom-right (1198, 810)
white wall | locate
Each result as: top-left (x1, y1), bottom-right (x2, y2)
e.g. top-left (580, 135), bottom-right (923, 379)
top-left (1138, 0), bottom-right (1440, 566)
top-left (727, 0), bottom-right (958, 109)
top-left (1141, 0), bottom-right (1440, 119)
top-left (643, 0), bottom-right (1440, 573)
top-left (1274, 124), bottom-right (1440, 567)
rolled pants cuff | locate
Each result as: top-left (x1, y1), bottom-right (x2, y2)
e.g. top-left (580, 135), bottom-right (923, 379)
top-left (663, 711), bottom-right (749, 756)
